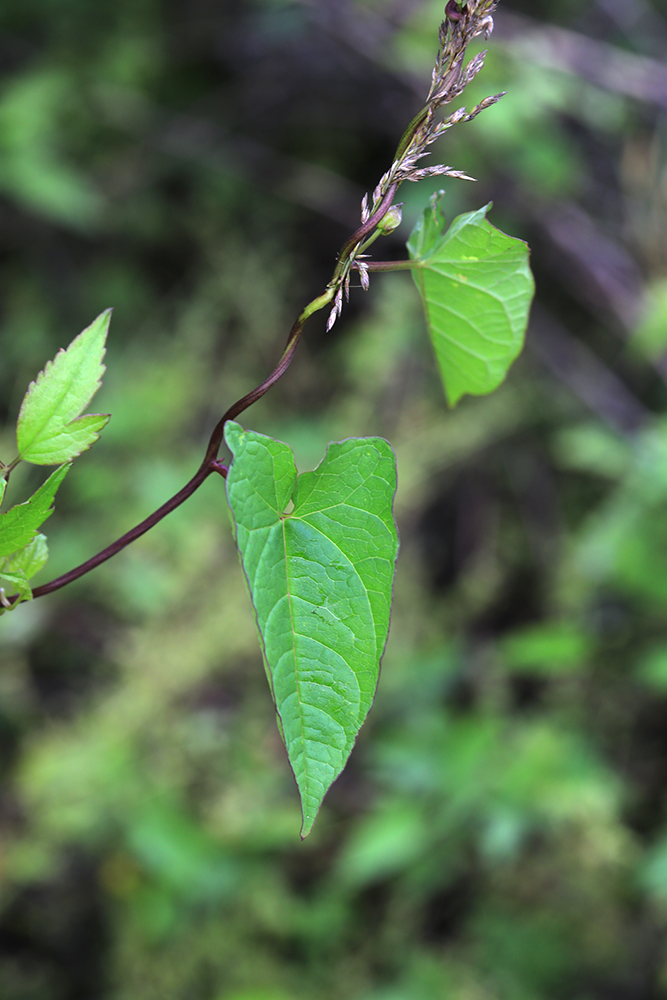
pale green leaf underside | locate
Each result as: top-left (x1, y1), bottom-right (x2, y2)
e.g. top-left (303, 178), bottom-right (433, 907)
top-left (0, 464), bottom-right (69, 559)
top-left (16, 309), bottom-right (112, 464)
top-left (225, 422), bottom-right (399, 837)
top-left (408, 203), bottom-right (535, 406)
top-left (2, 533), bottom-right (49, 580)
top-left (0, 535), bottom-right (49, 609)
top-left (0, 570), bottom-right (31, 608)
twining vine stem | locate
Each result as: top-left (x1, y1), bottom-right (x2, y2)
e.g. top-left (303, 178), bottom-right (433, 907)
top-left (24, 188), bottom-right (407, 603)
top-left (11, 0), bottom-right (501, 605)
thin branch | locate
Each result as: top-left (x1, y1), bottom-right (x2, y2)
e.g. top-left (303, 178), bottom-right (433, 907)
top-left (13, 289), bottom-right (336, 606)
top-left (6, 0), bottom-right (502, 608)
top-left (31, 463), bottom-right (214, 599)
top-left (333, 184), bottom-right (400, 280)
top-left (203, 287), bottom-right (335, 465)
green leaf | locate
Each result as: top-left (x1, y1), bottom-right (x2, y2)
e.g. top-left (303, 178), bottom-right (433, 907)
top-left (0, 478), bottom-right (5, 508)
top-left (0, 464), bottom-right (70, 559)
top-left (225, 422), bottom-right (399, 837)
top-left (0, 568), bottom-right (31, 607)
top-left (1, 532), bottom-right (49, 580)
top-left (0, 532), bottom-right (47, 609)
top-left (407, 201), bottom-right (534, 406)
top-left (16, 309), bottom-right (112, 464)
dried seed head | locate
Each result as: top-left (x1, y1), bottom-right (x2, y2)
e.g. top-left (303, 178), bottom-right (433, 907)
top-left (407, 165), bottom-right (476, 182)
top-left (372, 171), bottom-right (391, 209)
top-left (464, 50), bottom-right (487, 85)
top-left (445, 1), bottom-right (465, 22)
top-left (477, 15), bottom-right (494, 38)
top-left (326, 306), bottom-right (338, 332)
top-left (325, 285), bottom-right (345, 331)
top-left (343, 0), bottom-right (501, 281)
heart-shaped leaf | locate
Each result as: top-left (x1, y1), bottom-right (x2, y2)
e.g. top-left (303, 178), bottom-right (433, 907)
top-left (408, 201), bottom-right (534, 405)
top-left (225, 422), bottom-right (399, 836)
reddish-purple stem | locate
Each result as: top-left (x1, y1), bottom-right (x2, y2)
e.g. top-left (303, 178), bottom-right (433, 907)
top-left (14, 184), bottom-right (401, 605)
top-left (31, 464), bottom-right (214, 598)
top-left (24, 317), bottom-right (306, 602)
top-left (334, 184), bottom-right (399, 276)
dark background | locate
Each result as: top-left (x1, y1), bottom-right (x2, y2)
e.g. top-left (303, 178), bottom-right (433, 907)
top-left (2, 1), bottom-right (667, 997)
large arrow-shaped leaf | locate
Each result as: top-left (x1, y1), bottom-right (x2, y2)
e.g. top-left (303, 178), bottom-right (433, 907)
top-left (407, 201), bottom-right (534, 406)
top-left (225, 422), bottom-right (399, 836)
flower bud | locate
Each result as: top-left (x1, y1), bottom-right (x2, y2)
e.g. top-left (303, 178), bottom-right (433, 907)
top-left (376, 204), bottom-right (403, 234)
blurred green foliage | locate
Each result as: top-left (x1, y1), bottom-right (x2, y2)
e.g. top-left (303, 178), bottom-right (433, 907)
top-left (3, 0), bottom-right (667, 998)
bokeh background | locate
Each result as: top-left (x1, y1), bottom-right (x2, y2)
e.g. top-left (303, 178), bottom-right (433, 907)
top-left (2, 0), bottom-right (667, 997)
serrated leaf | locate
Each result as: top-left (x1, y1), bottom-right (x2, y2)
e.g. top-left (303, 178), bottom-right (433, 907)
top-left (407, 202), bottom-right (534, 406)
top-left (0, 464), bottom-right (69, 559)
top-left (0, 479), bottom-right (5, 507)
top-left (16, 309), bottom-right (112, 464)
top-left (225, 422), bottom-right (399, 837)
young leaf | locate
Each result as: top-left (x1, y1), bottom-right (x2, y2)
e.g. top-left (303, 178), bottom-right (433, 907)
top-left (1, 533), bottom-right (49, 580)
top-left (0, 535), bottom-right (49, 610)
top-left (0, 464), bottom-right (70, 559)
top-left (407, 202), bottom-right (534, 406)
top-left (0, 568), bottom-right (31, 607)
top-left (0, 479), bottom-right (5, 508)
top-left (225, 422), bottom-right (399, 837)
top-left (16, 309), bottom-right (112, 464)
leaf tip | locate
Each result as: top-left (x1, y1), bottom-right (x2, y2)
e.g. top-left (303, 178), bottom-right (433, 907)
top-left (299, 807), bottom-right (318, 840)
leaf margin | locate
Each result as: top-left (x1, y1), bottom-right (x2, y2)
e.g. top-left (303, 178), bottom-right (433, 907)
top-left (16, 308), bottom-right (112, 465)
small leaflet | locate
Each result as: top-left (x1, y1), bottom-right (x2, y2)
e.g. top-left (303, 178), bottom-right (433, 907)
top-left (0, 534), bottom-right (50, 610)
top-left (407, 201), bottom-right (535, 406)
top-left (16, 309), bottom-right (112, 465)
top-left (225, 422), bottom-right (399, 836)
top-left (0, 570), bottom-right (30, 607)
top-left (0, 464), bottom-right (70, 560)
top-left (2, 532), bottom-right (49, 580)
